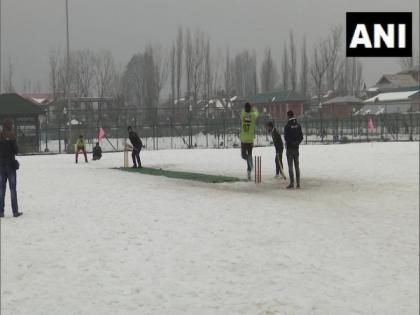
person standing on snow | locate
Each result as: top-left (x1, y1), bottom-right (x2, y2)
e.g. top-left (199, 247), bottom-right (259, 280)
top-left (0, 119), bottom-right (22, 218)
top-left (75, 135), bottom-right (88, 163)
top-left (240, 102), bottom-right (259, 180)
top-left (266, 121), bottom-right (286, 179)
top-left (127, 126), bottom-right (143, 168)
top-left (284, 110), bottom-right (303, 189)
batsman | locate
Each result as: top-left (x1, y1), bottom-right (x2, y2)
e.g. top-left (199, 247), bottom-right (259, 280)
top-left (240, 102), bottom-right (259, 180)
top-left (127, 126), bottom-right (143, 168)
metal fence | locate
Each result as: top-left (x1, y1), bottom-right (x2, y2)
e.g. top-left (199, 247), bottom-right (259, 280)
top-left (38, 107), bottom-right (420, 153)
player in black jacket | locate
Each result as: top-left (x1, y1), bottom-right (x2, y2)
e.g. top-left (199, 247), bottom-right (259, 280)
top-left (266, 121), bottom-right (286, 179)
top-left (284, 111), bottom-right (303, 188)
top-left (127, 126), bottom-right (143, 168)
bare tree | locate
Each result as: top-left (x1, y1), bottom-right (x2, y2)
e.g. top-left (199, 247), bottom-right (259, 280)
top-left (5, 60), bottom-right (15, 93)
top-left (211, 49), bottom-right (223, 97)
top-left (337, 57), bottom-right (364, 96)
top-left (49, 48), bottom-right (62, 97)
top-left (355, 60), bottom-right (363, 95)
top-left (153, 45), bottom-right (169, 105)
top-left (337, 57), bottom-right (349, 96)
top-left (176, 27), bottom-right (183, 101)
top-left (281, 44), bottom-right (289, 90)
top-left (232, 50), bottom-right (256, 97)
top-left (289, 31), bottom-right (297, 91)
top-left (252, 51), bottom-right (258, 95)
top-left (224, 48), bottom-right (232, 100)
top-left (326, 27), bottom-right (343, 92)
top-left (72, 49), bottom-right (96, 97)
top-left (94, 50), bottom-right (116, 98)
top-left (170, 44), bottom-right (176, 105)
top-left (398, 49), bottom-right (419, 71)
top-left (300, 36), bottom-right (308, 96)
top-left (22, 79), bottom-right (31, 93)
top-left (310, 27), bottom-right (341, 104)
top-left (185, 28), bottom-right (193, 101)
top-left (260, 47), bottom-right (278, 92)
top-left (122, 53), bottom-right (144, 108)
top-left (203, 38), bottom-right (211, 103)
top-left (191, 28), bottom-right (206, 107)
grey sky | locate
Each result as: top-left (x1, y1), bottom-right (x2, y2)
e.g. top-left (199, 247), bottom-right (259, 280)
top-left (1, 0), bottom-right (419, 93)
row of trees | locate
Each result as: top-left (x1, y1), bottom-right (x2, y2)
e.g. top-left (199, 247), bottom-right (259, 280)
top-left (5, 26), bottom-right (420, 109)
top-left (45, 26), bottom-right (368, 113)
top-left (49, 48), bottom-right (118, 99)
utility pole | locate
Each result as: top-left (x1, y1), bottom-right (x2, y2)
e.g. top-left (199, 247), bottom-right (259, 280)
top-left (65, 0), bottom-right (72, 152)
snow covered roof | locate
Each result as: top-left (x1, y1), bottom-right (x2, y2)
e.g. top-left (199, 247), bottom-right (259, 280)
top-left (376, 74), bottom-right (418, 87)
top-left (357, 103), bottom-right (412, 115)
top-left (364, 90), bottom-right (419, 103)
top-left (247, 90), bottom-right (306, 104)
top-left (0, 93), bottom-right (45, 116)
top-left (32, 98), bottom-right (46, 104)
top-left (322, 96), bottom-right (362, 105)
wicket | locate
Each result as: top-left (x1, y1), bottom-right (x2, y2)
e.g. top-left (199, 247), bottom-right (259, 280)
top-left (254, 155), bottom-right (261, 183)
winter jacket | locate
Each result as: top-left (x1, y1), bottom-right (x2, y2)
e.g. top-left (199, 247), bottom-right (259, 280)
top-left (284, 118), bottom-right (303, 150)
top-left (75, 138), bottom-right (87, 150)
top-left (93, 146), bottom-right (102, 158)
top-left (271, 127), bottom-right (284, 152)
top-left (129, 131), bottom-right (143, 149)
top-left (240, 109), bottom-right (259, 143)
top-left (0, 132), bottom-right (18, 168)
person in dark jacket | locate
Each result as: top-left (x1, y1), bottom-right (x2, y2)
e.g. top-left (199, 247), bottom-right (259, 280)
top-left (266, 121), bottom-right (286, 179)
top-left (0, 119), bottom-right (22, 218)
top-left (127, 126), bottom-right (143, 168)
top-left (284, 111), bottom-right (303, 188)
top-left (92, 142), bottom-right (102, 161)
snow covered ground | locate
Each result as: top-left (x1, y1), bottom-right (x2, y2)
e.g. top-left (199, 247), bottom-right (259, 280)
top-left (1, 142), bottom-right (419, 315)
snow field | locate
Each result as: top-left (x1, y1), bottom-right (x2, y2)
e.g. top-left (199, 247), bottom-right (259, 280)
top-left (1, 142), bottom-right (418, 314)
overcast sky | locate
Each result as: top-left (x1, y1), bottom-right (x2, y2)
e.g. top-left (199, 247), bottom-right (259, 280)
top-left (1, 0), bottom-right (419, 94)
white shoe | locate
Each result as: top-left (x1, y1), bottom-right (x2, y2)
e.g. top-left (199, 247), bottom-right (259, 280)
top-left (274, 174), bottom-right (280, 179)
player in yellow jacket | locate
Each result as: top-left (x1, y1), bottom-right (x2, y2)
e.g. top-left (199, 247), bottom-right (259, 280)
top-left (240, 102), bottom-right (259, 180)
top-left (75, 135), bottom-right (88, 163)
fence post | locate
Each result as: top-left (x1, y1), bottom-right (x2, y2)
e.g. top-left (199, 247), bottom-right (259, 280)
top-left (170, 117), bottom-right (173, 149)
top-left (380, 114), bottom-right (384, 140)
top-left (366, 116), bottom-right (368, 142)
top-left (58, 121), bottom-right (61, 153)
top-left (206, 108), bottom-right (209, 148)
top-left (409, 112), bottom-right (413, 141)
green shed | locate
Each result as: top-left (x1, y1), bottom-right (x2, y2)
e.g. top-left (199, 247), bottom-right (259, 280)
top-left (0, 93), bottom-right (45, 153)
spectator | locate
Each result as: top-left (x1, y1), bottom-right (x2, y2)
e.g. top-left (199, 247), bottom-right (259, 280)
top-left (0, 119), bottom-right (22, 218)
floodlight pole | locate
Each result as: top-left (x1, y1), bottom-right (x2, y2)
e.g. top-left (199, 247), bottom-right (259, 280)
top-left (65, 0), bottom-right (72, 152)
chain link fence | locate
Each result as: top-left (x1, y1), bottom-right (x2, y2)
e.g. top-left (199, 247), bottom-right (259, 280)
top-left (38, 107), bottom-right (420, 153)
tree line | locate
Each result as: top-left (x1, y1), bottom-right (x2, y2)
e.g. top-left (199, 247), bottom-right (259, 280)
top-left (3, 25), bottom-right (420, 109)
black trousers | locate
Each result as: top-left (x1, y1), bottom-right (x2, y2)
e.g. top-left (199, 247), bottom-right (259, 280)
top-left (241, 143), bottom-right (253, 172)
top-left (286, 148), bottom-right (300, 185)
top-left (132, 146), bottom-right (141, 167)
top-left (275, 148), bottom-right (284, 175)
